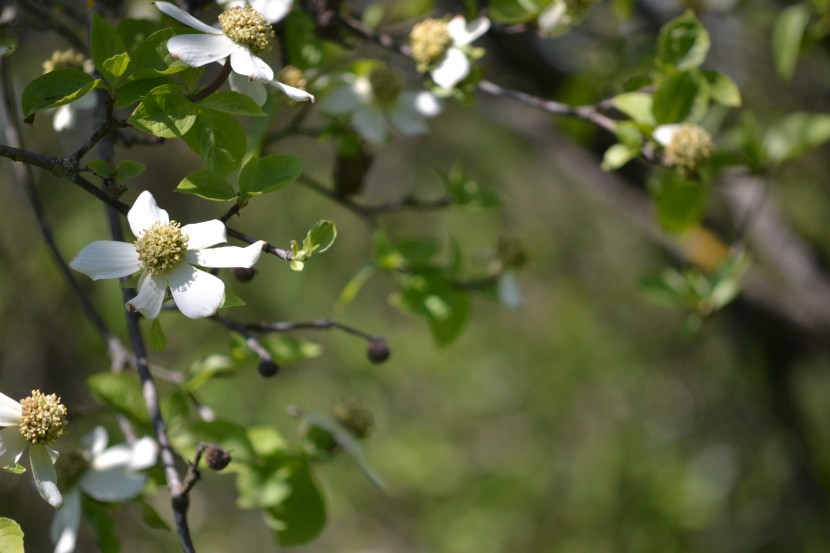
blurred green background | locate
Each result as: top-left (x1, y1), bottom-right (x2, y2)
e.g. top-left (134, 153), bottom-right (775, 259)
top-left (3, 0), bottom-right (830, 552)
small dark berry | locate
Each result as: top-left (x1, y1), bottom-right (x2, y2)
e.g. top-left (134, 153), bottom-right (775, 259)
top-left (258, 359), bottom-right (280, 377)
top-left (367, 340), bottom-right (390, 364)
top-left (232, 267), bottom-right (257, 282)
top-left (204, 445), bottom-right (231, 471)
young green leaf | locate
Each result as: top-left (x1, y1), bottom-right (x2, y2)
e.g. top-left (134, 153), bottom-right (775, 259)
top-left (21, 69), bottom-right (99, 117)
top-left (198, 91), bottom-right (266, 117)
top-left (649, 171), bottom-right (708, 233)
top-left (263, 464), bottom-right (327, 546)
top-left (182, 109), bottom-right (247, 175)
top-left (656, 11), bottom-right (710, 72)
top-left (772, 4), bottom-right (810, 80)
top-left (129, 84), bottom-right (199, 138)
top-left (0, 518), bottom-right (24, 553)
top-left (176, 170), bottom-right (237, 201)
top-left (87, 159), bottom-right (112, 178)
top-left (113, 160), bottom-right (146, 179)
top-left (763, 112), bottom-right (830, 164)
top-left (91, 13), bottom-right (127, 85)
top-left (239, 154), bottom-right (302, 198)
top-left (652, 70), bottom-right (708, 124)
top-left (149, 318), bottom-right (167, 351)
top-left (87, 372), bottom-right (152, 429)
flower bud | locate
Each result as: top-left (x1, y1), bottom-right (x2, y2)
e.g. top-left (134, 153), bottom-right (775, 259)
top-left (204, 445), bottom-right (231, 471)
top-left (367, 340), bottom-right (390, 364)
top-left (232, 267), bottom-right (257, 282)
top-left (258, 359), bottom-right (280, 377)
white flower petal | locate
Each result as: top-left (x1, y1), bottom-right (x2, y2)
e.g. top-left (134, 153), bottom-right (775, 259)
top-left (185, 240), bottom-right (264, 269)
top-left (79, 467), bottom-right (148, 502)
top-left (0, 426), bottom-right (26, 466)
top-left (431, 47), bottom-right (470, 90)
top-left (388, 106), bottom-right (429, 136)
top-left (182, 220), bottom-right (227, 250)
top-left (82, 426), bottom-right (109, 458)
top-left (654, 124), bottom-right (681, 146)
top-left (253, 0), bottom-right (293, 23)
top-left (50, 488), bottom-right (81, 553)
top-left (169, 265), bottom-right (225, 319)
top-left (229, 45), bottom-right (273, 81)
top-left (46, 446), bottom-right (60, 464)
top-left (0, 392), bottom-right (21, 426)
top-left (388, 91), bottom-right (440, 136)
top-left (69, 241), bottom-right (140, 281)
top-left (128, 191), bottom-right (169, 236)
top-left (126, 273), bottom-right (167, 319)
top-left (127, 437), bottom-right (159, 470)
top-left (448, 16), bottom-right (490, 45)
top-left (156, 1), bottom-right (223, 34)
top-left (410, 90), bottom-right (442, 116)
top-left (352, 104), bottom-right (388, 144)
top-left (230, 71), bottom-right (268, 105)
top-left (167, 33), bottom-right (235, 68)
top-left (538, 0), bottom-right (567, 35)
top-left (319, 81), bottom-right (365, 114)
top-left (30, 445), bottom-right (63, 509)
top-left (90, 437), bottom-right (157, 472)
top-left (267, 80), bottom-right (315, 102)
top-left (53, 105), bottom-right (75, 132)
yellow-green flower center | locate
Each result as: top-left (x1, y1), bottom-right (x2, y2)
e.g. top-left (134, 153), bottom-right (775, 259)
top-left (277, 65), bottom-right (308, 90)
top-left (134, 221), bottom-right (189, 276)
top-left (369, 68), bottom-right (404, 105)
top-left (19, 390), bottom-right (68, 445)
top-left (42, 49), bottom-right (93, 74)
top-left (410, 18), bottom-right (452, 72)
top-left (56, 449), bottom-right (89, 491)
top-left (218, 6), bottom-right (275, 56)
top-left (664, 124), bottom-right (714, 173)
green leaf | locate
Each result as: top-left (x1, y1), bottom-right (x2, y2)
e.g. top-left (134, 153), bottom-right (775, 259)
top-left (0, 37), bottom-right (17, 56)
top-left (649, 171), bottom-right (708, 233)
top-left (183, 354), bottom-right (238, 392)
top-left (125, 28), bottom-right (188, 80)
top-left (113, 160), bottom-right (145, 179)
top-left (391, 270), bottom-right (471, 346)
top-left (87, 159), bottom-right (112, 178)
top-left (102, 52), bottom-right (131, 84)
top-left (176, 170), bottom-right (237, 201)
top-left (182, 108), bottom-right (247, 175)
top-left (91, 13), bottom-right (127, 85)
top-left (283, 11), bottom-right (325, 69)
top-left (198, 91), bottom-right (266, 117)
top-left (113, 76), bottom-right (174, 109)
top-left (290, 220), bottom-right (337, 270)
top-left (702, 71), bottom-right (741, 107)
top-left (171, 419), bottom-right (256, 467)
top-left (263, 463), bottom-right (327, 546)
top-left (762, 112), bottom-right (830, 164)
top-left (488, 0), bottom-right (541, 24)
top-left (336, 264), bottom-right (376, 308)
top-left (117, 17), bottom-right (164, 52)
top-left (261, 336), bottom-right (323, 364)
top-left (87, 372), bottom-right (151, 429)
top-left (772, 5), bottom-right (810, 80)
top-left (656, 11), bottom-right (710, 72)
top-left (21, 69), bottom-right (99, 117)
top-left (441, 164), bottom-right (500, 208)
top-left (3, 464), bottom-right (26, 474)
top-left (652, 70), bottom-right (708, 124)
top-left (610, 92), bottom-right (655, 126)
top-left (0, 518), bottom-right (24, 553)
top-left (129, 84), bottom-right (198, 138)
top-left (239, 154), bottom-right (302, 198)
top-left (149, 318), bottom-right (167, 351)
top-left (82, 497), bottom-right (119, 553)
top-left (219, 289), bottom-right (246, 309)
top-left (601, 143), bottom-right (640, 171)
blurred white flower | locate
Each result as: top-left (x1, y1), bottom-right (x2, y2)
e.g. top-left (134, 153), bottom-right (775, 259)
top-left (50, 427), bottom-right (157, 553)
top-left (410, 15), bottom-right (490, 90)
top-left (320, 68), bottom-right (441, 144)
top-left (0, 389), bottom-right (67, 509)
top-left (70, 191), bottom-right (265, 319)
top-left (155, 1), bottom-right (313, 103)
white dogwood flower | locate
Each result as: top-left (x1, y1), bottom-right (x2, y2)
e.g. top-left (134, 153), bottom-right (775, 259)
top-left (70, 191), bottom-right (265, 319)
top-left (320, 68), bottom-right (441, 144)
top-left (0, 389), bottom-right (67, 509)
top-left (51, 427), bottom-right (157, 553)
top-left (155, 1), bottom-right (313, 103)
top-left (410, 15), bottom-right (490, 90)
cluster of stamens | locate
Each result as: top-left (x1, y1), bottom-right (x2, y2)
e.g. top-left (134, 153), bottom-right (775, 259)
top-left (369, 68), bottom-right (404, 105)
top-left (277, 65), bottom-right (308, 90)
top-left (134, 221), bottom-right (189, 276)
top-left (18, 390), bottom-right (68, 445)
top-left (410, 19), bottom-right (452, 72)
top-left (42, 49), bottom-right (93, 74)
top-left (218, 6), bottom-right (275, 56)
top-left (663, 123), bottom-right (714, 173)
